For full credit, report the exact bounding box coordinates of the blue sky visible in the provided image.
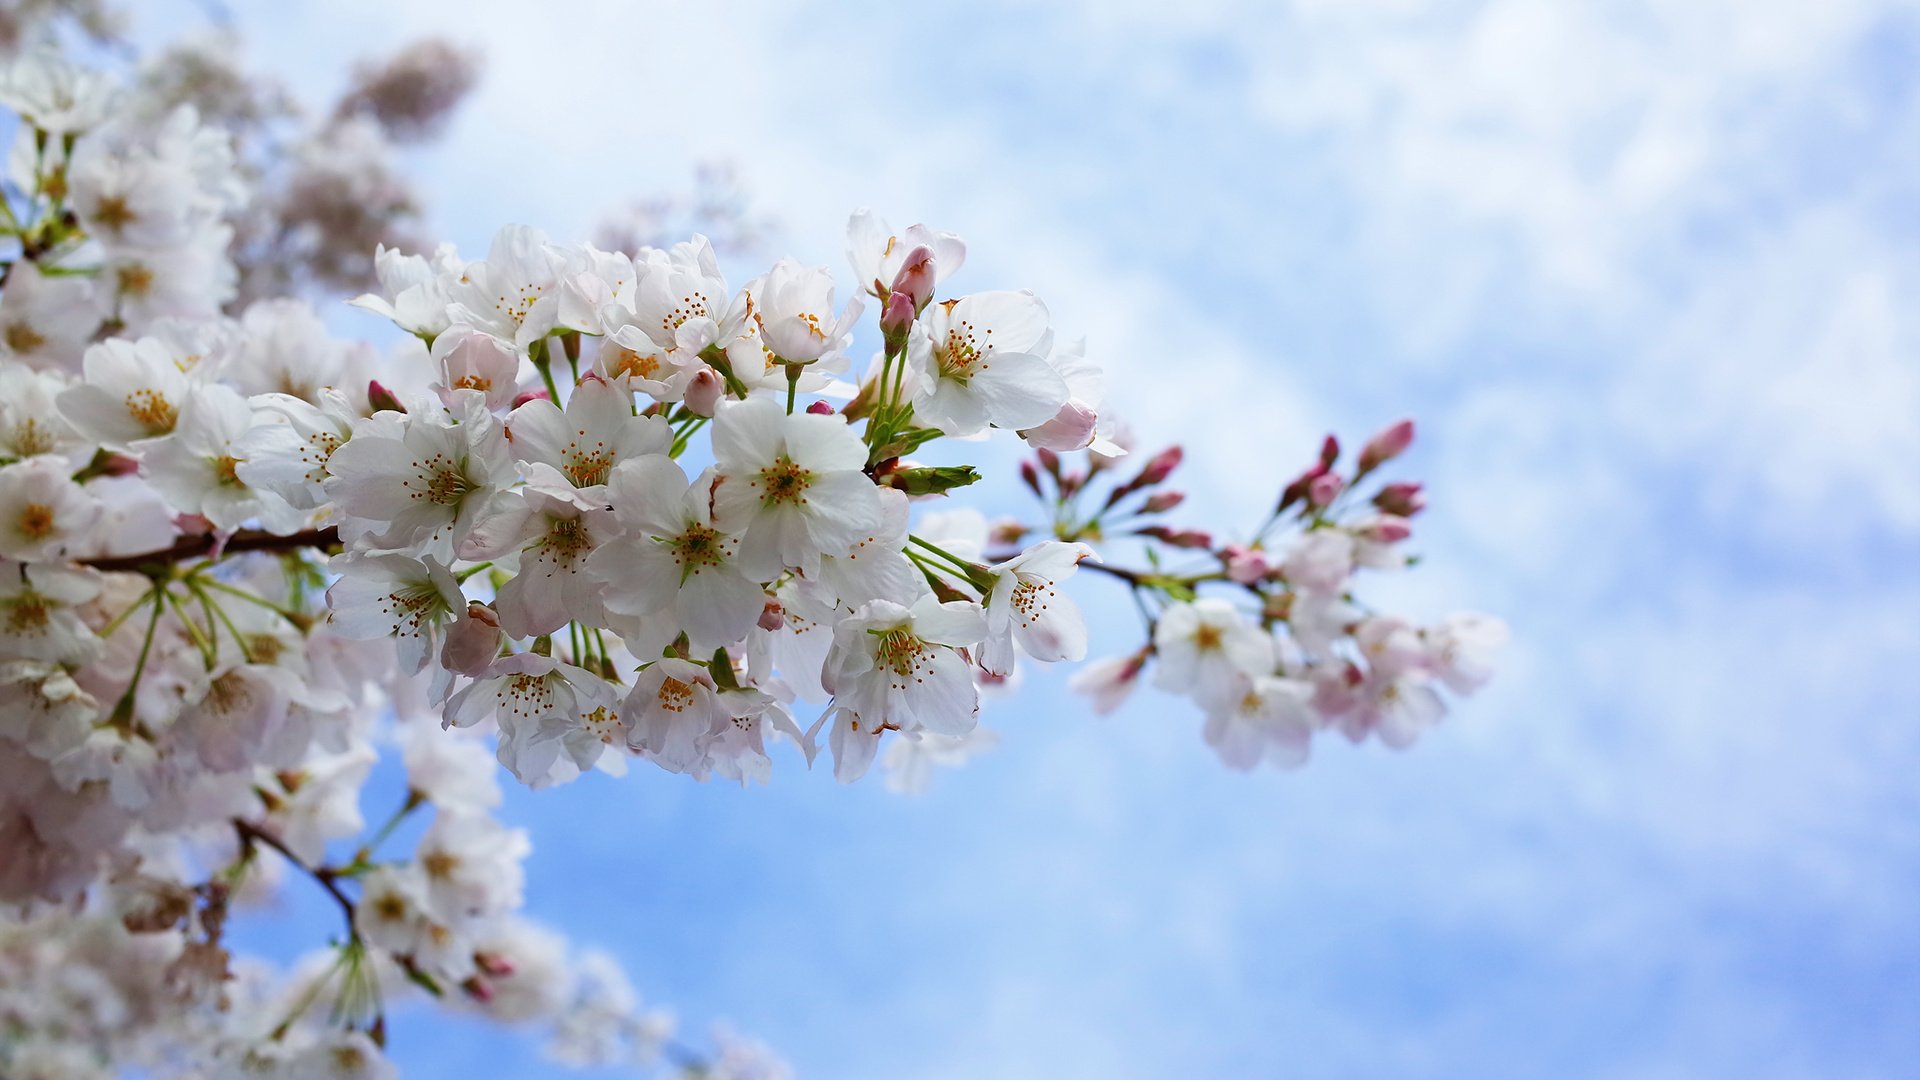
[141,2,1920,1076]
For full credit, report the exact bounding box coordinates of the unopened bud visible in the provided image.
[96,452,140,477]
[1141,490,1185,514]
[1373,481,1426,517]
[1307,471,1345,508]
[806,399,836,416]
[989,518,1030,547]
[460,976,495,1004]
[1356,514,1413,544]
[683,368,723,417]
[368,379,407,413]
[441,602,504,676]
[880,290,916,356]
[758,598,785,632]
[1357,419,1415,473]
[473,952,515,978]
[887,244,938,312]
[510,387,550,409]
[1318,434,1340,469]
[1020,460,1043,497]
[1136,524,1212,549]
[1133,445,1183,487]
[1035,447,1062,479]
[1222,544,1270,584]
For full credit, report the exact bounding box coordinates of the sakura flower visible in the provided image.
[324,392,518,561]
[324,553,465,675]
[287,1029,398,1080]
[232,389,357,511]
[349,242,460,340]
[461,486,614,639]
[1281,528,1355,595]
[589,457,761,653]
[881,727,1000,795]
[173,663,301,773]
[0,262,104,369]
[710,397,883,581]
[0,562,103,666]
[622,657,722,776]
[978,540,1094,676]
[1424,612,1510,694]
[447,224,566,350]
[1203,675,1315,770]
[1066,651,1147,716]
[0,456,101,561]
[430,323,522,411]
[1152,598,1274,710]
[506,374,668,507]
[142,384,306,532]
[443,653,606,734]
[909,291,1068,435]
[413,809,530,924]
[1343,669,1447,750]
[219,299,369,404]
[354,864,435,956]
[56,336,194,448]
[748,257,862,365]
[823,594,987,743]
[0,660,99,759]
[0,49,117,133]
[0,364,87,463]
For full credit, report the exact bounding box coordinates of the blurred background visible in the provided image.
[124,1,1920,1076]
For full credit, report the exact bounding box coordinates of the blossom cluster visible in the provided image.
[0,31,1500,1080]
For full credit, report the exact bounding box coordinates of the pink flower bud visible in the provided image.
[1223,544,1270,584]
[368,379,407,413]
[96,452,140,477]
[758,598,785,632]
[683,368,723,417]
[887,244,937,312]
[1318,434,1340,469]
[1356,514,1413,544]
[880,289,916,356]
[460,976,495,1004]
[1020,460,1043,496]
[441,602,503,676]
[510,387,550,409]
[1358,419,1415,472]
[1373,481,1426,517]
[1141,490,1185,514]
[1134,445,1183,487]
[1307,471,1345,508]
[1137,524,1213,549]
[474,952,515,978]
[806,399,835,416]
[1035,448,1062,478]
[989,518,1030,547]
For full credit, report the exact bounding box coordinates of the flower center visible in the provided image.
[92,194,135,233]
[561,432,615,488]
[667,523,728,580]
[754,456,813,508]
[3,321,45,354]
[656,675,695,713]
[9,418,55,457]
[1193,624,1224,651]
[410,453,473,506]
[214,455,243,486]
[874,628,933,685]
[16,503,55,539]
[606,346,660,380]
[4,593,50,635]
[939,318,996,382]
[117,263,154,296]
[125,387,177,433]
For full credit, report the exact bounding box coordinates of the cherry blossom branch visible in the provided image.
[79,526,342,574]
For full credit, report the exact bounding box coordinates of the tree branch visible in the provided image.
[80,526,341,574]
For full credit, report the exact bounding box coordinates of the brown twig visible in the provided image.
[81,526,341,574]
